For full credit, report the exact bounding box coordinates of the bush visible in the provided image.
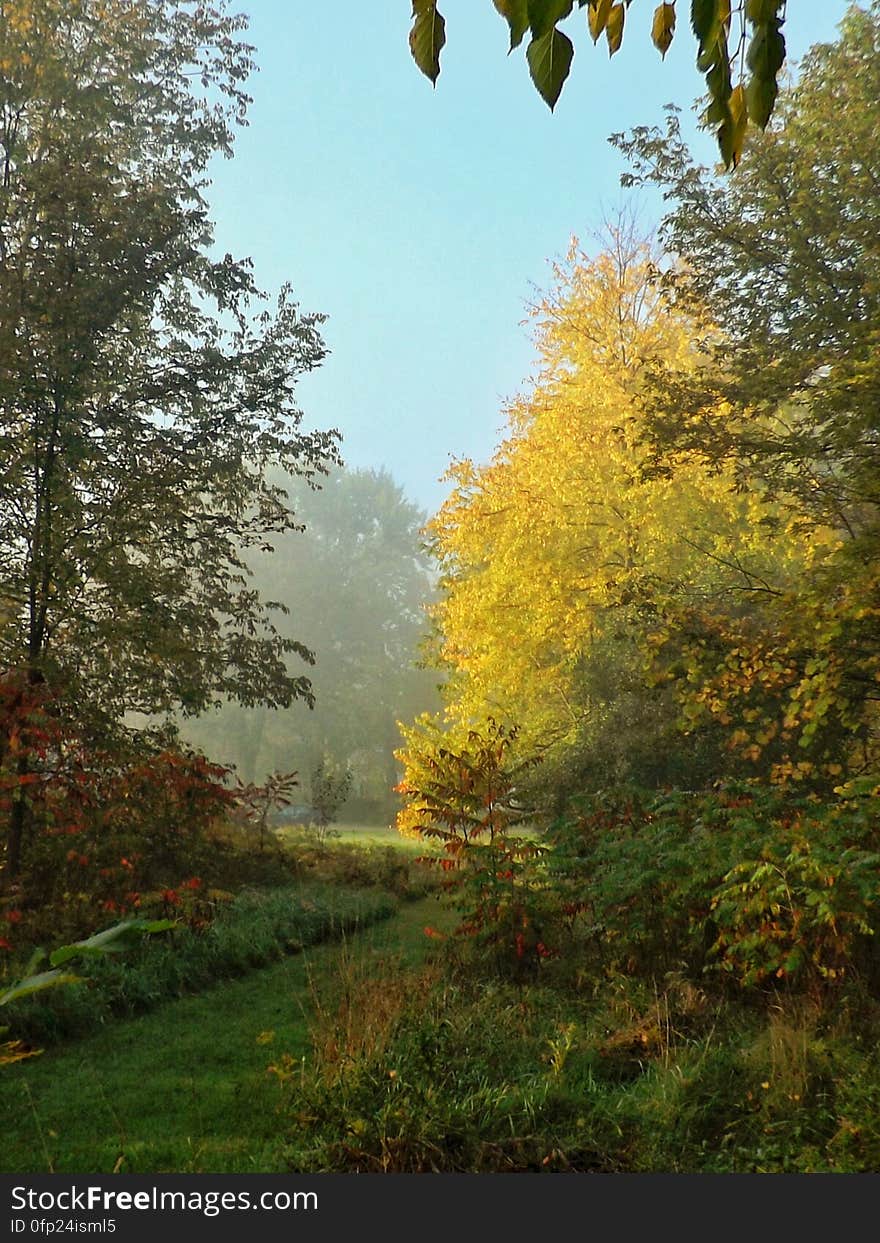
[545,783,880,995]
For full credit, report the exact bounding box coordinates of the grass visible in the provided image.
[275,821,429,852]
[2,883,398,1046]
[275,963,880,1173]
[0,894,454,1174]
[8,821,878,1174]
[334,823,423,850]
[6,875,880,1173]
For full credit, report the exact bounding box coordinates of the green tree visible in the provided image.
[181,468,439,816]
[309,757,353,839]
[610,4,880,779]
[614,3,880,541]
[0,1,338,878]
[409,0,788,165]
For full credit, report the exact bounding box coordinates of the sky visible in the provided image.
[208,1,854,517]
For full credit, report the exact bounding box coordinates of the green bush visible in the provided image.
[545,784,880,993]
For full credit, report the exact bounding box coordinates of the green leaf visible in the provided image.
[746,18,785,126]
[587,0,613,42]
[493,0,530,49]
[746,68,779,128]
[22,947,47,978]
[718,81,748,167]
[746,19,786,78]
[48,918,175,968]
[706,49,731,100]
[697,41,720,72]
[0,969,82,1008]
[528,0,574,39]
[605,3,625,56]
[48,944,114,967]
[690,0,720,50]
[526,26,574,109]
[651,3,676,57]
[409,0,446,85]
[745,0,782,21]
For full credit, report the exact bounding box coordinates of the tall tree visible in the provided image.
[0,1,338,877]
[610,4,880,778]
[614,3,880,541]
[414,229,821,802]
[181,468,439,812]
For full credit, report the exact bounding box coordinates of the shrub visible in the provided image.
[546,783,880,994]
[395,718,553,978]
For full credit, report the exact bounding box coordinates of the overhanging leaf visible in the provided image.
[606,3,625,55]
[651,3,676,57]
[745,71,778,128]
[587,0,613,42]
[409,0,446,85]
[526,26,574,109]
[746,19,785,77]
[492,0,530,49]
[721,81,748,167]
[745,21,785,128]
[745,0,782,21]
[528,0,574,39]
[690,0,719,51]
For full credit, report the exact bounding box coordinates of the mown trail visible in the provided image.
[0,895,450,1174]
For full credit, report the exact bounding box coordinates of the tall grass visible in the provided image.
[275,961,880,1173]
[4,884,397,1046]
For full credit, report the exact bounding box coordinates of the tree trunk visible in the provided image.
[4,754,30,884]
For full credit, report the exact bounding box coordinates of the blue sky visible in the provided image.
[209,1,853,516]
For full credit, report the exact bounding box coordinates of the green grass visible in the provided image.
[0,894,454,1174]
[276,821,430,852]
[277,966,880,1174]
[2,884,398,1046]
[334,823,422,850]
[6,880,880,1173]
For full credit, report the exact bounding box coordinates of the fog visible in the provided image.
[178,466,441,823]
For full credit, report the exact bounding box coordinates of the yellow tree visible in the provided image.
[413,229,828,805]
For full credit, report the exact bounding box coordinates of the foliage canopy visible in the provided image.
[0,0,337,722]
[0,0,338,876]
[406,227,823,804]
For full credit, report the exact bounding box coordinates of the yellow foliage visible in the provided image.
[422,232,819,771]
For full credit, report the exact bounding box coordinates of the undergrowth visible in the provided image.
[3,884,397,1046]
[275,958,880,1173]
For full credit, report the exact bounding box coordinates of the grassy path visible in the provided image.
[0,894,452,1174]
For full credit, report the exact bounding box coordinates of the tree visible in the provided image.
[180,467,439,814]
[409,0,788,165]
[0,1,338,878]
[609,4,880,778]
[409,227,821,804]
[309,757,353,840]
[614,4,880,543]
